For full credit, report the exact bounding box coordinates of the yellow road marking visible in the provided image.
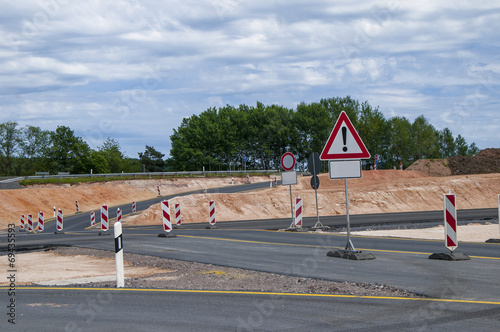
[2,286,499,305]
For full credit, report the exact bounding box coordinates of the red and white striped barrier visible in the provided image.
[204,188,207,194]
[20,214,25,230]
[209,200,216,226]
[38,212,44,232]
[27,214,33,232]
[246,173,250,183]
[444,194,457,251]
[101,205,108,231]
[56,209,63,231]
[157,185,161,196]
[90,211,95,226]
[295,197,303,228]
[132,201,136,213]
[400,162,403,170]
[274,177,277,187]
[162,200,172,232]
[175,203,181,226]
[75,200,79,212]
[117,208,122,223]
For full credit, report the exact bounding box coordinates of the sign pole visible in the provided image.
[344,178,355,251]
[289,185,295,228]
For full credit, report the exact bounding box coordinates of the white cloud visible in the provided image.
[0,0,499,156]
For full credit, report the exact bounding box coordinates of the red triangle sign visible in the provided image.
[320,111,370,160]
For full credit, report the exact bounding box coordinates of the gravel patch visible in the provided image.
[49,246,420,298]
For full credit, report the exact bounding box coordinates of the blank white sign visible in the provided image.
[281,171,298,185]
[329,160,362,179]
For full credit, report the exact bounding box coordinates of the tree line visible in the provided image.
[1,96,479,176]
[0,123,166,176]
[169,96,478,171]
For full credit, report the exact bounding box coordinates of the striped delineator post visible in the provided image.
[209,200,216,226]
[444,194,457,251]
[75,200,79,212]
[56,209,63,231]
[114,221,124,288]
[295,197,303,228]
[117,208,122,223]
[38,212,44,232]
[101,205,109,231]
[175,203,181,226]
[274,177,277,187]
[162,200,172,232]
[27,214,33,232]
[20,214,25,230]
[132,201,136,213]
[90,211,95,226]
[246,173,250,183]
[157,185,161,196]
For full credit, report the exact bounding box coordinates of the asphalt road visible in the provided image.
[1,180,500,331]
[10,288,500,331]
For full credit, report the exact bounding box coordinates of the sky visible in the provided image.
[1,0,499,158]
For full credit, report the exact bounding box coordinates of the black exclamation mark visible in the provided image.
[342,127,348,152]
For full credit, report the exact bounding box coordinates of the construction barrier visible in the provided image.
[132,201,136,213]
[38,212,44,232]
[56,209,63,231]
[162,200,172,232]
[27,214,33,232]
[204,188,207,194]
[209,200,216,226]
[20,214,25,230]
[175,203,181,226]
[75,200,79,212]
[295,197,303,228]
[90,211,95,226]
[274,177,277,187]
[117,208,122,223]
[444,193,457,251]
[246,173,250,183]
[101,205,108,231]
[157,185,161,196]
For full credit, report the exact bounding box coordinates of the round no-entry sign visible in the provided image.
[281,152,296,171]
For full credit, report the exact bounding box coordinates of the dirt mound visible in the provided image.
[448,148,500,175]
[406,159,451,177]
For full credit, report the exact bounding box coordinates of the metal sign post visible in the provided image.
[321,111,374,260]
[308,152,324,229]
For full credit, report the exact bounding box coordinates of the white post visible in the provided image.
[114,222,124,288]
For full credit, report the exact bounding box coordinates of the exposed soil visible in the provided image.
[448,148,500,175]
[127,171,500,225]
[408,148,500,176]
[406,159,451,177]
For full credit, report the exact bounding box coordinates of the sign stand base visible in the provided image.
[173,224,183,229]
[205,224,218,229]
[158,232,177,238]
[428,252,470,260]
[327,249,375,260]
[486,238,500,243]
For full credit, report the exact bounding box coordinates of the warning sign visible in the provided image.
[320,111,370,160]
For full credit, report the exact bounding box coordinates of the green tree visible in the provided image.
[388,116,412,166]
[47,126,92,174]
[18,125,51,174]
[0,121,20,175]
[98,137,125,173]
[411,115,440,160]
[438,128,456,157]
[139,145,165,172]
